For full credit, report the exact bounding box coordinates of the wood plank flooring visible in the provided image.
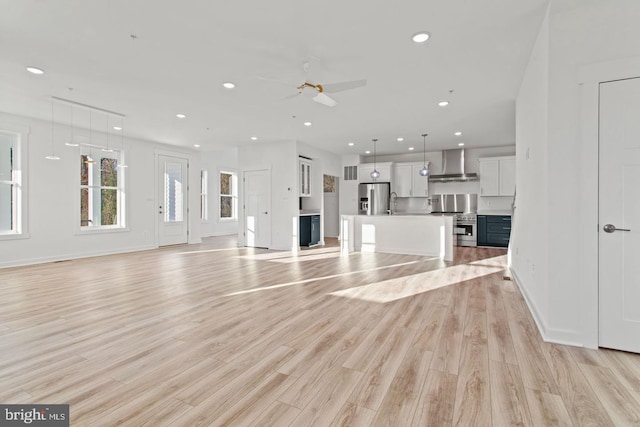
[1,236,640,426]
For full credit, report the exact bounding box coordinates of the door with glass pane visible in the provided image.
[158,155,189,246]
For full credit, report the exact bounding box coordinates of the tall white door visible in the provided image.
[323,175,339,238]
[599,77,640,353]
[158,155,189,246]
[244,169,271,248]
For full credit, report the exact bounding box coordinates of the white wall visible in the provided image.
[237,140,298,251]
[0,111,202,268]
[513,0,640,346]
[201,148,238,237]
[339,154,361,216]
[512,6,550,338]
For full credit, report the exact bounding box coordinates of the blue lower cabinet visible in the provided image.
[300,215,321,247]
[477,215,488,246]
[478,215,511,247]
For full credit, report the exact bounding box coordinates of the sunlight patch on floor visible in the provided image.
[329,255,507,303]
[236,247,344,263]
[222,260,425,297]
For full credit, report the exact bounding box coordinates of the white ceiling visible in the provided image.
[0,0,549,156]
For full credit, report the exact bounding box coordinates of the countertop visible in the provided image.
[477,210,512,216]
[299,210,321,216]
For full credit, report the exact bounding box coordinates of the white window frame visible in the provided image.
[78,147,127,233]
[219,169,237,222]
[0,125,29,241]
[201,169,208,222]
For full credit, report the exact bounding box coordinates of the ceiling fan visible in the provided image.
[261,60,367,107]
[293,79,367,107]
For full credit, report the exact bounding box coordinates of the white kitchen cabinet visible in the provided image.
[358,162,393,183]
[478,156,515,196]
[299,158,311,197]
[392,162,430,197]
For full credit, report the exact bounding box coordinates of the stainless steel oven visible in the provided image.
[454,213,477,247]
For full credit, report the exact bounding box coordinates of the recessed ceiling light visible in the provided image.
[223,82,235,89]
[194,144,201,148]
[113,126,122,131]
[303,122,312,127]
[176,113,186,119]
[458,142,465,146]
[65,142,79,147]
[26,66,44,75]
[408,147,415,151]
[454,131,463,136]
[397,137,404,142]
[365,150,371,154]
[251,136,258,141]
[45,155,60,160]
[438,101,449,107]
[412,32,431,43]
[348,142,355,146]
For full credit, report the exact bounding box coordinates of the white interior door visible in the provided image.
[599,77,640,353]
[323,175,339,238]
[158,155,189,246]
[244,169,270,248]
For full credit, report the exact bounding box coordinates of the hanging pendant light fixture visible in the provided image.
[103,115,113,152]
[65,104,79,147]
[118,117,128,168]
[85,111,96,164]
[419,133,429,176]
[370,138,380,179]
[46,99,61,160]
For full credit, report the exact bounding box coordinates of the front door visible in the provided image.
[158,154,189,246]
[599,77,640,353]
[244,169,271,248]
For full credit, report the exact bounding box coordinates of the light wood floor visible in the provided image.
[2,237,640,426]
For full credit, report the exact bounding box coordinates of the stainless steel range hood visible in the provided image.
[428,148,478,182]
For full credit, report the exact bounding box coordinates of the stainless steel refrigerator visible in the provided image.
[358,182,391,215]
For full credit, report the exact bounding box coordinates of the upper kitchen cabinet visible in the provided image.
[478,156,515,196]
[359,162,393,183]
[299,158,312,197]
[393,162,430,197]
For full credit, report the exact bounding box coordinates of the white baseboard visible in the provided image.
[0,244,157,269]
[510,268,585,348]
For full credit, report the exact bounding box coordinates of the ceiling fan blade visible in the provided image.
[313,93,337,107]
[277,92,301,102]
[319,79,367,93]
[257,75,296,87]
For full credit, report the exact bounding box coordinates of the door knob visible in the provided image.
[603,224,631,233]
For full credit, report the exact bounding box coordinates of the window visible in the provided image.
[80,149,125,229]
[0,130,24,237]
[200,170,208,221]
[219,171,237,220]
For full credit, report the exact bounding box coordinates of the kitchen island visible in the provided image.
[341,214,454,261]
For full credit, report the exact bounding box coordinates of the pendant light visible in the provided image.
[370,138,380,179]
[45,99,61,160]
[118,117,128,168]
[85,111,96,164]
[103,115,113,152]
[418,133,429,176]
[65,104,79,147]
